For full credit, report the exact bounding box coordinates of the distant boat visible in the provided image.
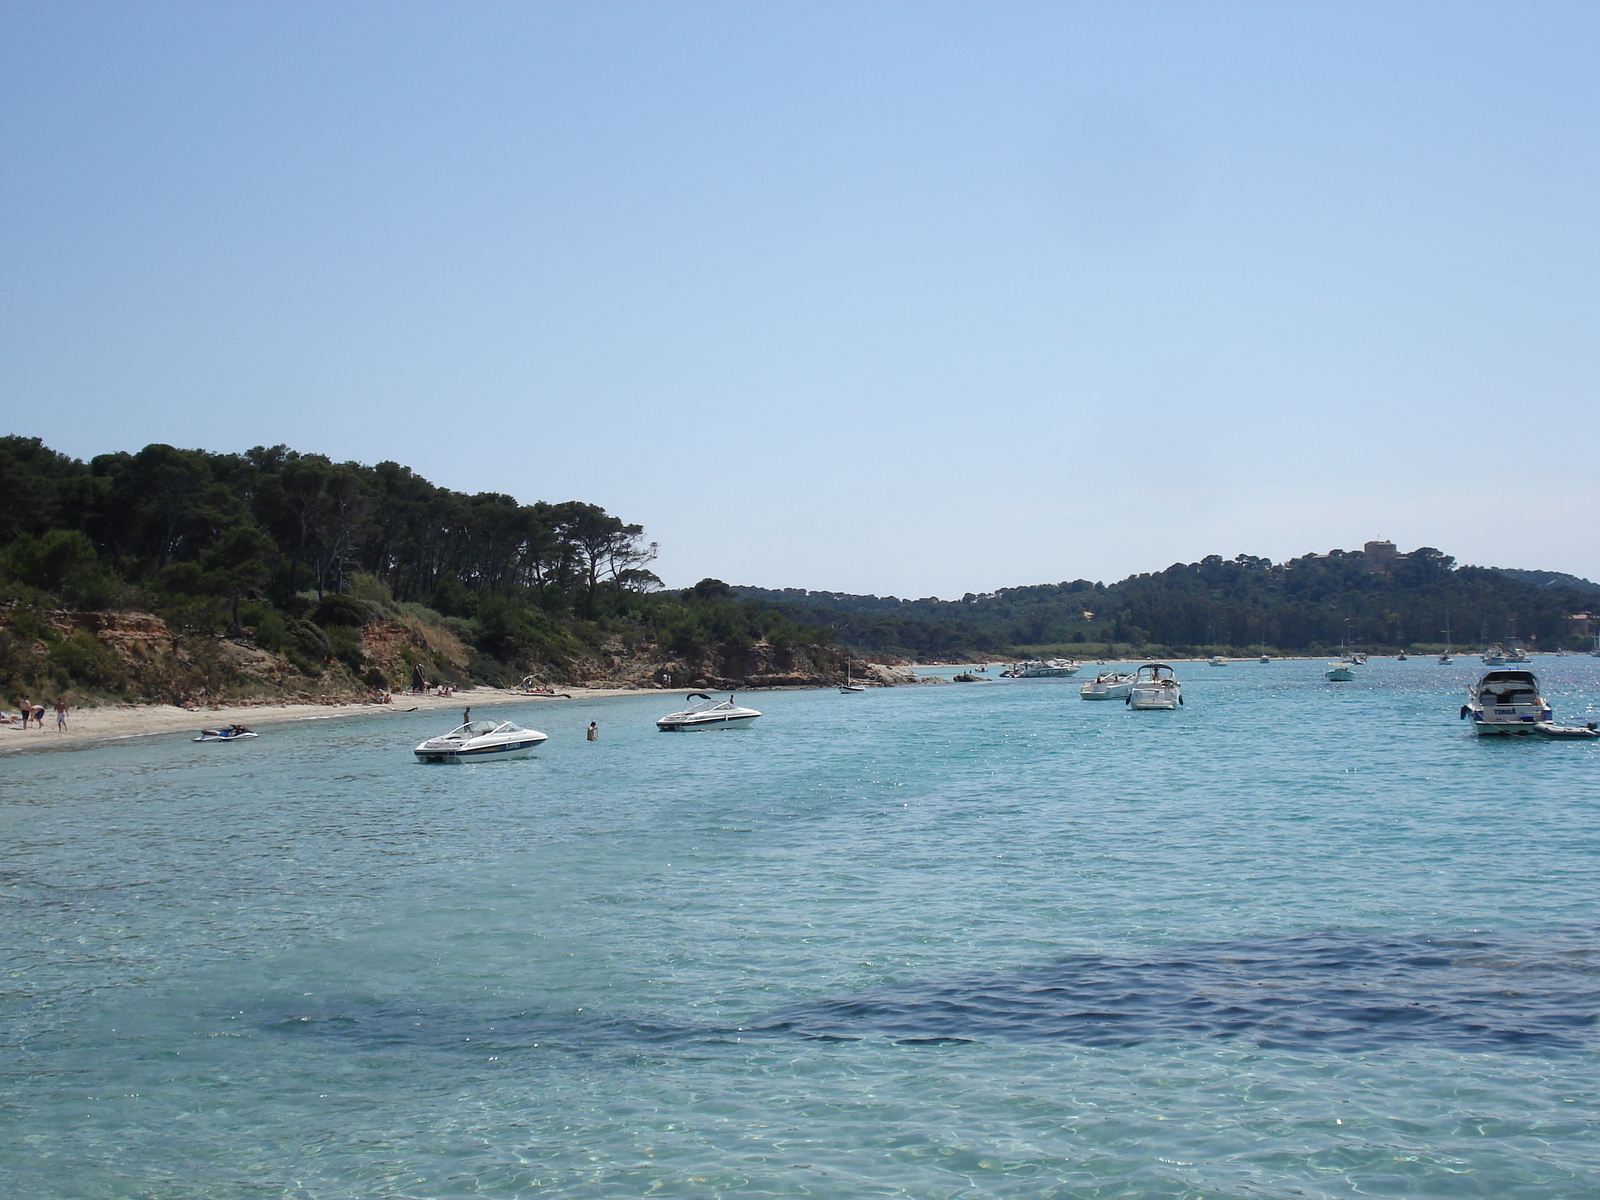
[1482,645,1507,666]
[1080,671,1136,700]
[1325,663,1355,681]
[1258,654,1270,664]
[840,660,867,693]
[1439,607,1454,664]
[1207,655,1228,667]
[1001,659,1080,678]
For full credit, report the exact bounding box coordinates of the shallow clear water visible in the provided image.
[4,658,1600,1199]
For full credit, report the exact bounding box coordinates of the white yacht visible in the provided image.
[1080,671,1136,700]
[414,719,547,763]
[656,694,762,731]
[1126,663,1182,710]
[1325,662,1355,681]
[1001,659,1081,678]
[1460,669,1552,735]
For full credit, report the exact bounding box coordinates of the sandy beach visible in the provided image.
[0,685,693,756]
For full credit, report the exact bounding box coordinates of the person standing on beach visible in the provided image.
[54,700,67,732]
[17,700,29,729]
[586,721,598,741]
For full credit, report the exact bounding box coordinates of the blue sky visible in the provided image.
[3,1,1596,595]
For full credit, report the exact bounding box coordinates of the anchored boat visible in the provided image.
[414,719,547,762]
[1459,670,1552,735]
[656,694,762,731]
[1126,663,1182,710]
[1000,659,1081,678]
[1080,671,1137,700]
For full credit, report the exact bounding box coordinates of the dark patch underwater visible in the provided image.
[255,927,1600,1057]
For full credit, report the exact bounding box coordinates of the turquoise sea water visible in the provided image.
[4,658,1599,1199]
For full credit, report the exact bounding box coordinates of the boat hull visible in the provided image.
[1466,710,1548,735]
[1127,685,1180,710]
[657,714,760,731]
[1080,682,1134,700]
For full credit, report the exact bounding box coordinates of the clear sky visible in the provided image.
[3,1,1596,596]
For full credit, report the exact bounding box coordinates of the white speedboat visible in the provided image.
[1126,663,1182,710]
[1001,659,1080,678]
[1080,671,1136,700]
[414,719,547,762]
[1460,670,1552,736]
[195,725,256,742]
[1207,655,1228,667]
[1259,654,1270,664]
[1505,646,1532,664]
[656,694,762,731]
[1481,646,1507,666]
[1325,663,1355,681]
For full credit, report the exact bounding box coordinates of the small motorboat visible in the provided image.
[414,719,547,762]
[1534,721,1599,740]
[1397,651,1408,661]
[1505,646,1532,664]
[656,694,762,731]
[194,725,256,742]
[1207,655,1228,667]
[1481,646,1507,666]
[1325,663,1355,681]
[1259,654,1270,664]
[1460,670,1552,735]
[1126,663,1182,710]
[1080,671,1136,700]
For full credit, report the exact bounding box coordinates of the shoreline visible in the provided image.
[0,685,705,757]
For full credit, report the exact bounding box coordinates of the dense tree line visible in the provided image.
[0,437,836,690]
[740,548,1595,657]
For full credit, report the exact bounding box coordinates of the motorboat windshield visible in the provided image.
[1134,663,1176,683]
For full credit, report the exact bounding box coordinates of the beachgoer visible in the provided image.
[586,721,598,742]
[55,700,67,731]
[31,704,45,730]
[18,700,30,729]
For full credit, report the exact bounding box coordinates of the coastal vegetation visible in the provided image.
[0,435,1592,702]
[0,437,837,703]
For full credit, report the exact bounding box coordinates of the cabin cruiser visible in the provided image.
[1126,663,1182,710]
[656,694,762,731]
[1080,671,1136,700]
[1325,663,1355,681]
[1505,646,1532,664]
[1481,646,1507,666]
[1000,659,1080,678]
[195,725,256,742]
[1460,670,1552,735]
[414,719,547,762]
[1207,655,1228,667]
